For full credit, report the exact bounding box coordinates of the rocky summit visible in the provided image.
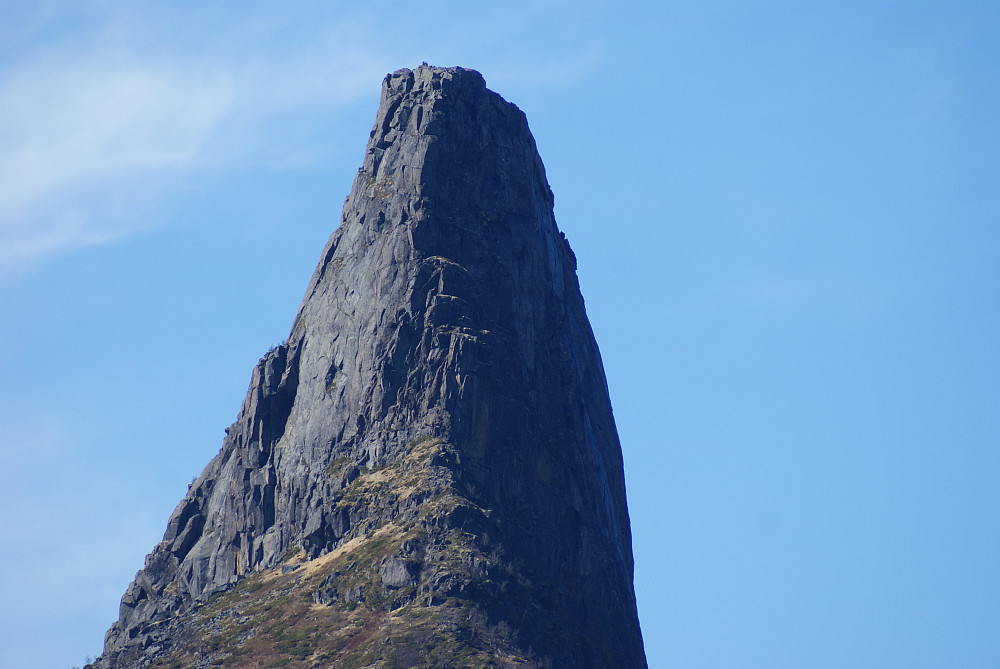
[91,64,647,669]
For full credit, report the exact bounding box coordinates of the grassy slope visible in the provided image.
[136,438,543,669]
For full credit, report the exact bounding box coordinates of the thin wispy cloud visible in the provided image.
[0,62,233,208]
[0,7,389,274]
[0,2,605,276]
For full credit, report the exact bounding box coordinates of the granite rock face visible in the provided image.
[93,65,647,669]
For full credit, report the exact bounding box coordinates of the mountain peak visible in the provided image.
[91,65,646,669]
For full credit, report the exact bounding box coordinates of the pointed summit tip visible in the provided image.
[91,65,646,669]
[375,63,492,125]
[387,62,487,89]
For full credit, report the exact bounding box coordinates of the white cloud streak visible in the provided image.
[0,7,388,274]
[0,61,237,270]
[0,2,604,275]
[0,63,233,214]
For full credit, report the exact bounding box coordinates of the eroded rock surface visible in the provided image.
[92,64,647,669]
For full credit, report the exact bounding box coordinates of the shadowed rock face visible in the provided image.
[93,65,647,669]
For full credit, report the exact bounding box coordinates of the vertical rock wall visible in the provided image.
[96,65,646,669]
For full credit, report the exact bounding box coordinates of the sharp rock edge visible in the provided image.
[91,64,647,669]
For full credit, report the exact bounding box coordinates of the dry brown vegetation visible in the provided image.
[138,438,536,669]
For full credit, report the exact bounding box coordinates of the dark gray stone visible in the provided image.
[379,557,419,588]
[94,64,646,669]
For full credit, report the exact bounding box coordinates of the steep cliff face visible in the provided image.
[94,65,647,669]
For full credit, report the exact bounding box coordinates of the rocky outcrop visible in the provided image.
[92,64,646,669]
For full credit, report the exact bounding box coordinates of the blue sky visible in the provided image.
[1,2,998,667]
